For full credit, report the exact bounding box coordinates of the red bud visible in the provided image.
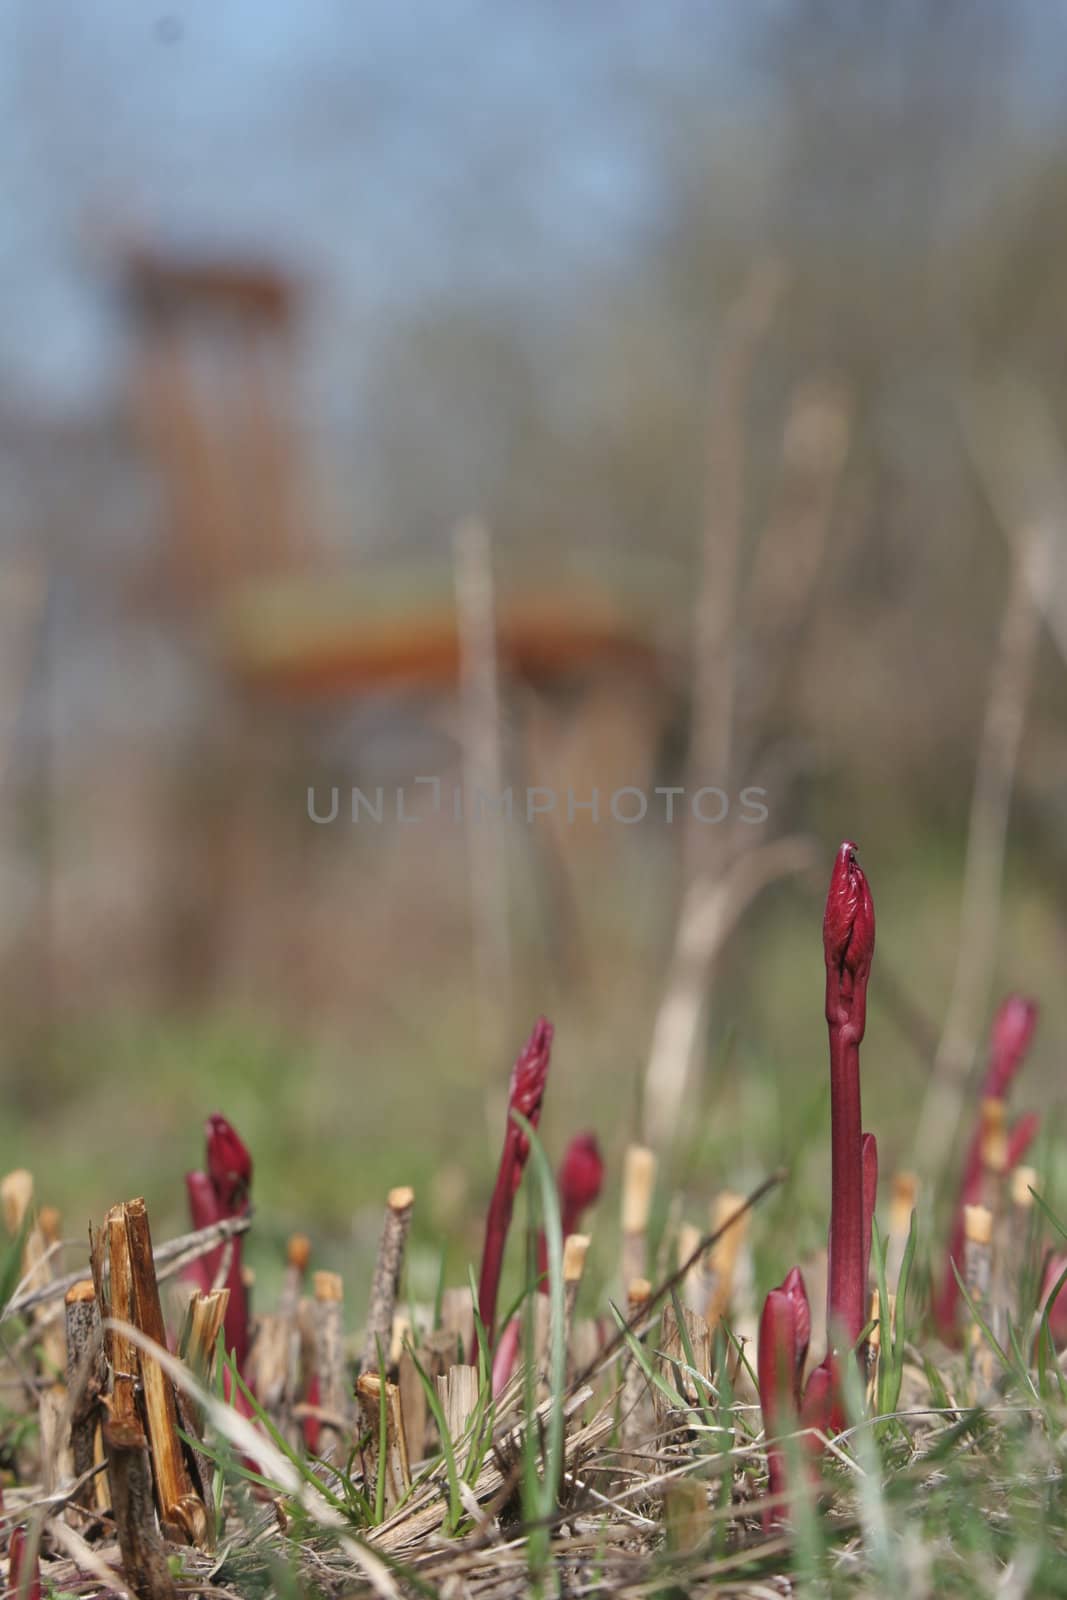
[206,1114,253,1212]
[823,841,876,1038]
[559,1132,604,1233]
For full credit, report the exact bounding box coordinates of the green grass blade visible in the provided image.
[511,1110,566,1520]
[406,1345,463,1537]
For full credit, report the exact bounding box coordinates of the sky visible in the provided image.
[0,2,734,413]
[0,1,1063,416]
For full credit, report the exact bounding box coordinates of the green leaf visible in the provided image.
[608,1301,685,1412]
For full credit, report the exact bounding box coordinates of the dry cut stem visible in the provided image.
[361,1187,414,1375]
[104,1418,179,1600]
[311,1271,348,1464]
[620,1147,656,1295]
[356,1372,412,1515]
[64,1281,105,1514]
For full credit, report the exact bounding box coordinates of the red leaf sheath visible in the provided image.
[475,1017,554,1349]
[758,1267,811,1520]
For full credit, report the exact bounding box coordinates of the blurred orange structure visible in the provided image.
[121,243,661,704]
[123,243,309,607]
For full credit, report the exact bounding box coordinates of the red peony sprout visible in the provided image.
[475,1017,553,1351]
[935,996,1039,1337]
[205,1113,253,1211]
[823,841,877,1353]
[185,1113,254,1372]
[984,995,1039,1101]
[758,842,879,1512]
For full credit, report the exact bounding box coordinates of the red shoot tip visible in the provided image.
[504,1017,554,1198]
[778,1266,812,1373]
[206,1114,253,1212]
[823,841,876,1035]
[508,1017,554,1118]
[984,995,1039,1100]
[758,1267,811,1421]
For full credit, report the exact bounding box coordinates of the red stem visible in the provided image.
[184,1171,220,1292]
[827,1033,865,1348]
[8,1527,42,1600]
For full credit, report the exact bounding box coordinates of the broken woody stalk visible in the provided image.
[475,1017,553,1350]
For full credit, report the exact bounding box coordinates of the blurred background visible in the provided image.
[1,1,1066,1310]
